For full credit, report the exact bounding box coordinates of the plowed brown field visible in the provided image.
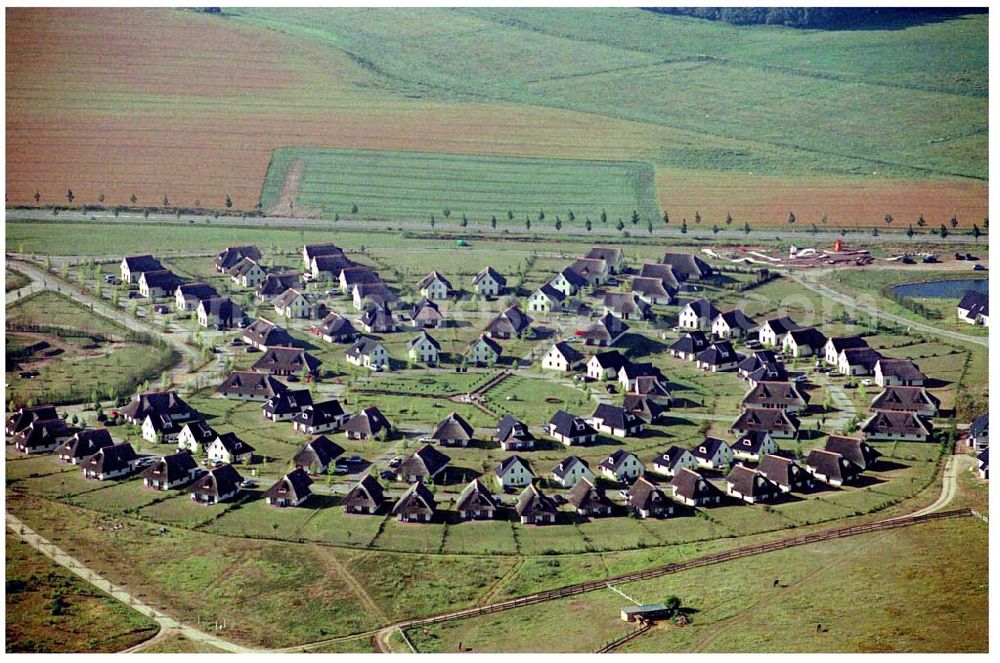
[5,8,987,227]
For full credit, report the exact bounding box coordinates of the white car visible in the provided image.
[861,378,873,386]
[792,374,809,383]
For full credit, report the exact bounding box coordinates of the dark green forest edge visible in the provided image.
[646,7,987,30]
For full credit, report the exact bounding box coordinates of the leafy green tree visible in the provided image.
[525,217,531,231]
[871,227,879,236]
[555,218,562,231]
[712,224,720,235]
[883,213,893,226]
[461,215,468,228]
[33,191,41,204]
[725,211,733,225]
[600,209,607,224]
[916,213,926,228]
[972,224,982,242]
[350,203,358,214]
[662,210,669,225]
[585,218,592,232]
[631,210,640,225]
[430,215,435,228]
[538,209,545,221]
[129,192,138,205]
[97,193,105,204]
[950,215,958,229]
[162,194,169,207]
[743,221,751,235]
[491,215,497,229]
[680,220,688,234]
[507,210,514,221]
[787,211,796,224]
[647,221,654,234]
[567,210,575,222]
[616,219,625,231]
[694,211,701,224]
[66,189,74,204]
[906,224,915,240]
[940,223,949,238]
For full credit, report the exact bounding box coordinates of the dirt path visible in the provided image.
[5,512,255,654]
[268,157,305,217]
[908,454,972,518]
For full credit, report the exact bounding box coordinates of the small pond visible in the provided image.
[890,278,988,299]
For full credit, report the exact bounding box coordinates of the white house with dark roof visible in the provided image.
[120,255,163,284]
[598,449,643,482]
[527,283,565,313]
[417,271,452,300]
[875,358,926,387]
[551,455,594,487]
[175,282,219,311]
[465,334,501,366]
[273,288,311,319]
[651,446,699,477]
[679,298,719,331]
[472,266,507,297]
[547,410,597,446]
[407,330,440,365]
[229,257,266,288]
[957,290,989,326]
[711,309,757,339]
[494,455,534,490]
[345,337,388,370]
[587,351,630,381]
[782,327,827,358]
[542,341,584,372]
[549,268,588,297]
[731,431,777,462]
[584,247,625,274]
[588,403,643,438]
[824,335,869,365]
[690,437,734,470]
[138,269,178,298]
[758,316,801,347]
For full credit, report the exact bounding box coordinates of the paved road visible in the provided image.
[6,207,987,245]
[789,271,988,348]
[5,513,254,653]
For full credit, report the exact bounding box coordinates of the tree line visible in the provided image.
[645,7,982,29]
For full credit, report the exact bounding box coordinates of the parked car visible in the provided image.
[379,470,396,480]
[388,457,402,468]
[230,338,243,346]
[240,479,256,488]
[605,384,617,394]
[343,455,364,464]
[333,463,348,474]
[861,378,873,386]
[154,305,169,314]
[792,374,809,383]
[973,263,987,271]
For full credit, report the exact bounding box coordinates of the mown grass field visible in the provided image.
[6,267,30,292]
[5,533,158,653]
[260,147,659,224]
[6,8,987,227]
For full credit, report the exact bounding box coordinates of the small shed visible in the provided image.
[620,603,672,623]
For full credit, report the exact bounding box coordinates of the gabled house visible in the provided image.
[623,394,670,424]
[603,292,651,321]
[875,358,926,387]
[12,418,71,454]
[273,288,311,319]
[431,412,475,447]
[803,449,859,487]
[229,257,266,289]
[417,271,452,301]
[618,362,662,392]
[293,434,345,474]
[732,408,800,440]
[977,447,989,480]
[495,455,535,490]
[547,411,597,446]
[861,411,933,442]
[824,335,869,365]
[303,243,344,270]
[120,254,163,284]
[968,413,988,451]
[486,305,533,339]
[256,273,300,301]
[584,247,625,274]
[265,468,313,507]
[551,456,594,488]
[206,432,255,464]
[465,334,502,367]
[496,415,534,451]
[360,304,395,334]
[243,317,295,351]
[631,276,676,305]
[738,351,787,384]
[690,437,734,470]
[343,474,384,514]
[6,404,59,437]
[292,400,349,435]
[696,341,741,372]
[742,381,809,413]
[352,283,398,311]
[176,421,216,453]
[515,484,557,525]
[678,298,719,331]
[411,298,444,329]
[338,266,380,293]
[542,341,583,372]
[568,477,613,517]
[838,347,883,376]
[758,316,801,348]
[659,252,712,281]
[730,431,778,463]
[216,371,287,401]
[568,258,609,286]
[589,404,643,438]
[597,449,643,482]
[138,269,179,298]
[262,388,313,422]
[580,312,629,347]
[175,282,219,311]
[120,390,196,425]
[631,374,672,400]
[407,331,441,366]
[711,309,757,339]
[141,412,183,444]
[639,263,681,290]
[55,429,115,464]
[725,465,781,504]
[669,331,710,361]
[216,245,261,273]
[189,464,243,504]
[472,266,507,297]
[758,454,812,493]
[671,468,723,507]
[957,290,989,326]
[527,283,566,314]
[319,313,359,344]
[628,476,673,518]
[397,444,450,483]
[455,479,499,520]
[313,253,356,283]
[549,267,588,297]
[252,346,321,377]
[825,435,882,470]
[82,442,139,480]
[587,351,630,381]
[782,327,828,358]
[345,406,392,441]
[869,386,940,417]
[197,296,246,330]
[345,337,389,371]
[139,451,199,490]
[651,446,699,477]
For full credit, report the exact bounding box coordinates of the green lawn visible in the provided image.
[6,267,30,292]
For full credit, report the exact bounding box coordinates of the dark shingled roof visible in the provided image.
[266,468,313,503]
[320,313,358,339]
[690,437,730,461]
[738,350,785,379]
[304,243,344,261]
[603,292,651,318]
[416,271,452,291]
[228,258,262,279]
[762,316,801,336]
[473,266,507,287]
[958,290,989,317]
[82,442,137,475]
[732,430,773,456]
[398,444,450,479]
[568,477,612,511]
[176,282,219,302]
[660,252,712,280]
[467,333,503,357]
[217,371,287,399]
[827,335,869,354]
[346,336,385,360]
[343,474,385,511]
[455,478,498,515]
[55,429,114,460]
[180,421,216,445]
[825,435,882,469]
[715,309,757,332]
[671,468,721,501]
[591,404,641,432]
[251,346,321,375]
[139,451,198,484]
[122,254,163,273]
[345,406,392,438]
[581,313,630,343]
[213,432,255,456]
[189,464,243,498]
[411,298,443,324]
[293,434,345,469]
[408,330,441,352]
[6,405,59,436]
[861,411,932,438]
[876,358,926,382]
[970,413,988,438]
[682,297,720,320]
[536,283,566,303]
[262,389,313,417]
[785,327,828,349]
[670,331,710,355]
[631,276,676,300]
[654,446,693,471]
[391,481,437,517]
[243,318,295,348]
[120,390,195,422]
[292,400,346,429]
[256,273,300,298]
[590,350,630,372]
[696,341,741,366]
[340,266,381,287]
[840,347,882,371]
[639,262,681,289]
[598,449,640,473]
[551,455,590,481]
[549,340,584,364]
[496,455,533,479]
[548,410,597,438]
[216,246,261,271]
[497,415,533,444]
[272,288,308,310]
[313,253,356,276]
[585,247,623,265]
[515,484,557,519]
[757,453,807,491]
[732,408,800,435]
